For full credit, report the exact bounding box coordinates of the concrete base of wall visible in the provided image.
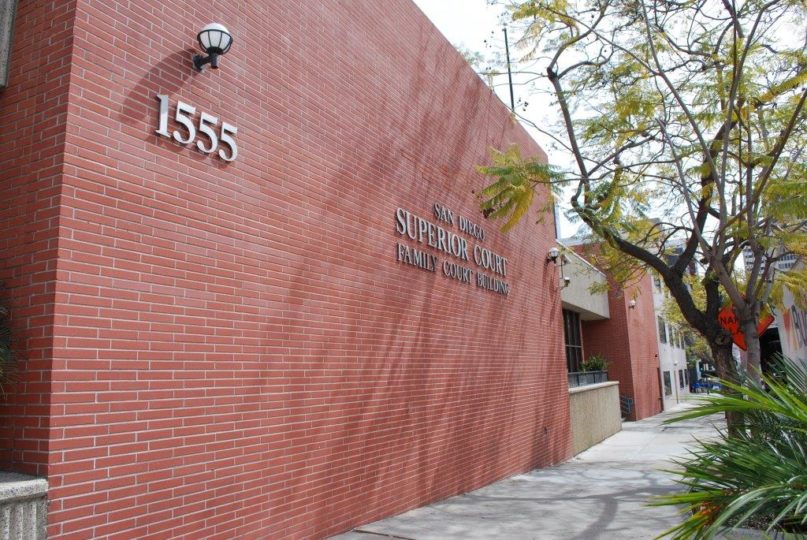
[0,472,47,539]
[569,381,622,455]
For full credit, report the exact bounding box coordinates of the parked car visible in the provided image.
[693,378,722,393]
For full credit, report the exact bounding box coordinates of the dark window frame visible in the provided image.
[658,316,667,344]
[663,371,673,396]
[563,309,583,373]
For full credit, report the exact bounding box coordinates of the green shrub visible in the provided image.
[581,354,609,372]
[653,356,807,539]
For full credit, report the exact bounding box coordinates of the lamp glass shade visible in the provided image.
[219,32,232,51]
[197,23,232,55]
[199,31,212,50]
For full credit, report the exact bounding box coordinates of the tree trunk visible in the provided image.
[741,317,762,384]
[711,341,738,383]
[710,341,743,434]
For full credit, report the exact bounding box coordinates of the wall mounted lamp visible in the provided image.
[629,299,637,309]
[547,247,571,288]
[193,23,233,71]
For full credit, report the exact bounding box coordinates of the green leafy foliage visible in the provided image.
[581,354,609,372]
[477,0,807,385]
[653,357,807,538]
[476,145,565,232]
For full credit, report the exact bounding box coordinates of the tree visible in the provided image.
[477,0,807,385]
[661,285,714,370]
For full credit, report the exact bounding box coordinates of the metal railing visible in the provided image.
[567,370,608,388]
[620,394,634,418]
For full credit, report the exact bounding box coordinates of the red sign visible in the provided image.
[718,303,775,351]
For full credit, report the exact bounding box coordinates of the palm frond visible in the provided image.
[653,356,807,539]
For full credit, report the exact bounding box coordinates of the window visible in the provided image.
[663,371,673,396]
[657,316,667,344]
[653,273,662,291]
[679,369,686,389]
[778,253,797,272]
[563,309,583,373]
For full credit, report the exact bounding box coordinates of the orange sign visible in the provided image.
[718,303,775,351]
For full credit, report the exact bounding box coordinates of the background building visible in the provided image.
[557,249,622,455]
[780,261,807,365]
[559,244,663,421]
[651,274,691,409]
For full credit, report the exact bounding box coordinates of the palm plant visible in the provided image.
[654,356,807,539]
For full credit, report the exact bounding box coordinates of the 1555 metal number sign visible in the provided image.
[155,94,237,161]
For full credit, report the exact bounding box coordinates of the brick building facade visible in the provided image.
[0,1,572,538]
[581,274,663,420]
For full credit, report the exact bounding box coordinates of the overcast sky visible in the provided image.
[411,0,504,53]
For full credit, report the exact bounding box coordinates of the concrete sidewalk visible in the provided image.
[331,402,722,540]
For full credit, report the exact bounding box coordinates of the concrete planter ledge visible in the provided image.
[568,381,622,454]
[568,380,619,395]
[0,472,48,539]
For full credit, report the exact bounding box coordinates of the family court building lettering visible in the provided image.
[395,204,511,296]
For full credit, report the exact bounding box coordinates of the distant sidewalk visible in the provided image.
[331,402,722,540]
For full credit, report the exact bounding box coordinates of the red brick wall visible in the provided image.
[582,307,633,415]
[625,276,664,419]
[0,0,78,476]
[583,275,662,420]
[2,1,571,538]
